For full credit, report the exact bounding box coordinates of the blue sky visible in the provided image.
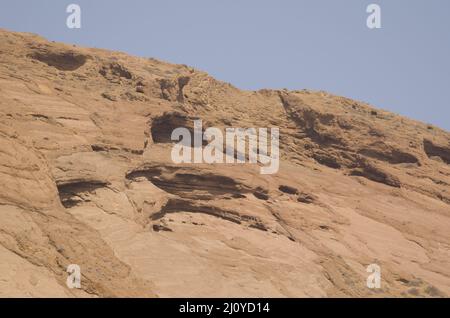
[1,0,449,130]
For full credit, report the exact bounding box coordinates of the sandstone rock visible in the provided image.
[0,29,449,297]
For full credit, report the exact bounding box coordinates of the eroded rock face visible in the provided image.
[0,29,450,297]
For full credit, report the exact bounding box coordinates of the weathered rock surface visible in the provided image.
[0,29,449,297]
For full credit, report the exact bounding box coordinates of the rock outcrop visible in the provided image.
[0,29,449,297]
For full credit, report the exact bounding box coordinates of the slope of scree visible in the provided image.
[0,29,449,297]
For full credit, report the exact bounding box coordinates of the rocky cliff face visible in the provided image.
[0,29,449,297]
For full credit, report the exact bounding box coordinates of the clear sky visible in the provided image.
[1,0,449,130]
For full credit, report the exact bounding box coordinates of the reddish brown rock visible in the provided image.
[0,29,449,297]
